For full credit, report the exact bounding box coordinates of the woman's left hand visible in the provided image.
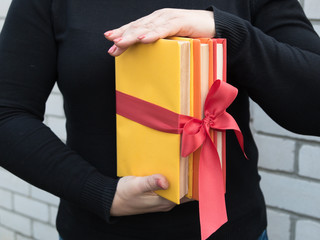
[104,8,215,56]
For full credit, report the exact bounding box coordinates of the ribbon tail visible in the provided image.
[213,112,247,159]
[199,137,228,240]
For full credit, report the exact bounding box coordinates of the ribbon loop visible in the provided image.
[204,79,238,119]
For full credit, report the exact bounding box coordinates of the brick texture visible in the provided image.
[45,116,67,141]
[33,222,59,240]
[260,171,320,218]
[296,220,320,240]
[299,144,320,180]
[0,188,13,210]
[0,19,4,32]
[30,186,59,206]
[255,134,295,172]
[0,208,32,236]
[13,195,49,222]
[16,235,33,240]
[304,0,320,19]
[0,226,15,240]
[266,209,291,240]
[45,93,65,117]
[0,0,12,18]
[0,170,29,195]
[314,24,320,36]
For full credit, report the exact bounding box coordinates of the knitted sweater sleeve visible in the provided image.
[0,0,118,221]
[213,0,320,136]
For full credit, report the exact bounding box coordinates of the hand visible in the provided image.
[110,174,176,216]
[105,8,215,56]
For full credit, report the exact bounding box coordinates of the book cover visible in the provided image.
[116,39,191,204]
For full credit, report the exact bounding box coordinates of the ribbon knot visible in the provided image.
[203,114,213,129]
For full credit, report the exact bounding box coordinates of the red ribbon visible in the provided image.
[116,80,246,240]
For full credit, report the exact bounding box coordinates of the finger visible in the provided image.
[104,13,153,42]
[104,29,122,41]
[137,29,170,44]
[180,196,195,204]
[112,46,128,57]
[138,174,169,193]
[110,27,173,57]
[153,198,176,212]
[112,14,172,49]
[104,22,131,41]
[107,44,128,57]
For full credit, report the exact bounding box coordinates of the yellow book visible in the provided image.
[116,39,191,204]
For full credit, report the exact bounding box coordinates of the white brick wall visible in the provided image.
[13,195,49,222]
[0,188,12,210]
[45,94,65,117]
[304,0,320,19]
[0,226,15,240]
[33,222,58,240]
[1,0,320,240]
[314,24,320,36]
[0,0,11,18]
[255,134,295,172]
[45,116,67,141]
[296,220,320,240]
[0,208,32,236]
[266,209,291,240]
[0,169,29,195]
[30,186,59,206]
[299,145,320,180]
[0,19,4,32]
[260,171,320,218]
[16,235,33,240]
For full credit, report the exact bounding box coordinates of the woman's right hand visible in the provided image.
[105,8,215,57]
[110,174,176,216]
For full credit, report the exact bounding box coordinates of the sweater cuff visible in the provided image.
[208,6,249,63]
[80,171,119,222]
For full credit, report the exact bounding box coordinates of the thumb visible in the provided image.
[139,174,169,193]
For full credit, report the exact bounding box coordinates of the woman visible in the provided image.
[0,0,319,239]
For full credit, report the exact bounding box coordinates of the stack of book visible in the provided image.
[115,37,227,204]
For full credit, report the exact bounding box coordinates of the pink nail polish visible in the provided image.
[104,31,113,37]
[156,179,164,189]
[138,35,146,40]
[113,37,122,43]
[108,45,117,54]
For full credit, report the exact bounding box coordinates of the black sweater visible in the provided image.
[1,0,320,239]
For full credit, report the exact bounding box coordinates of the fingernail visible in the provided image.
[156,178,168,190]
[156,179,164,189]
[113,37,122,43]
[108,45,117,54]
[137,35,146,40]
[104,30,113,37]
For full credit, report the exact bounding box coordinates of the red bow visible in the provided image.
[178,80,246,239]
